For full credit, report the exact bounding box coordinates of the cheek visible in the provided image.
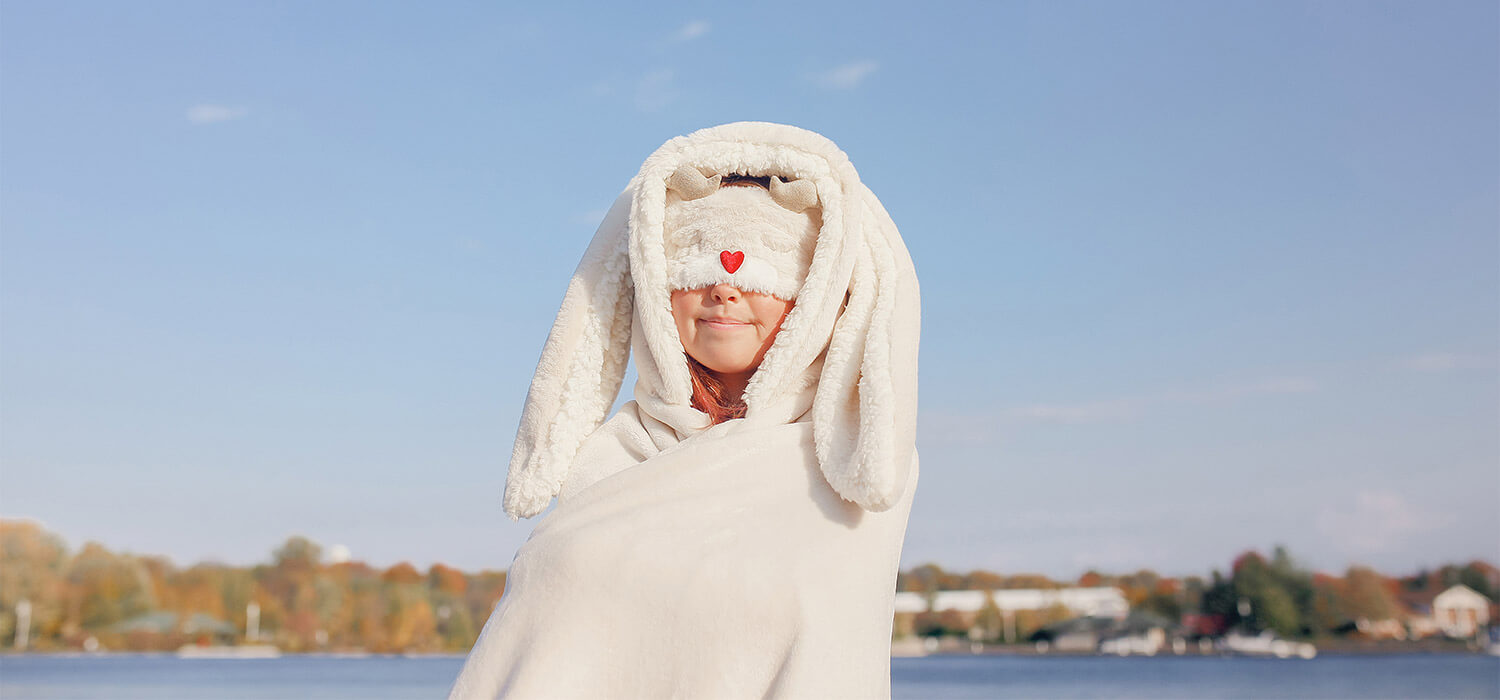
[753,299,793,333]
[670,294,694,328]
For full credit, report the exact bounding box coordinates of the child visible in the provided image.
[450,121,921,699]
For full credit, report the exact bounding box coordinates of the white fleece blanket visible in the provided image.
[448,396,918,699]
[450,121,922,699]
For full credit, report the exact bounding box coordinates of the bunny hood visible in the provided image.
[501,120,920,520]
[453,121,922,699]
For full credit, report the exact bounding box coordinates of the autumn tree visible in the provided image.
[381,563,437,652]
[65,543,157,630]
[1003,573,1057,590]
[464,571,507,636]
[257,536,327,650]
[1136,579,1184,620]
[1308,572,1349,633]
[965,570,1006,591]
[901,564,964,592]
[0,520,70,647]
[1343,566,1398,623]
[429,564,476,650]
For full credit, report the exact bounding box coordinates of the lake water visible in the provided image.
[0,653,1495,699]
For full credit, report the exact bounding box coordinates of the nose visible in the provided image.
[709,283,741,303]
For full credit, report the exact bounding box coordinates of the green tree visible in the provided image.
[1457,563,1498,601]
[1231,549,1304,638]
[1200,569,1241,634]
[1269,545,1315,635]
[1138,589,1183,620]
[272,537,322,571]
[972,592,1003,642]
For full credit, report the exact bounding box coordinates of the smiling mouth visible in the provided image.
[699,318,750,329]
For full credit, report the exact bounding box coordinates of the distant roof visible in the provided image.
[1397,583,1489,613]
[1399,587,1440,613]
[182,612,238,636]
[1041,609,1182,638]
[107,611,179,634]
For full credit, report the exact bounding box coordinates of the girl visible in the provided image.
[449,121,921,699]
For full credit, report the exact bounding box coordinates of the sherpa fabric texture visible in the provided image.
[448,404,920,699]
[499,119,921,521]
[448,121,922,699]
[663,178,822,300]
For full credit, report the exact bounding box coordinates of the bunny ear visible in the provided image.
[811,185,920,512]
[503,186,636,520]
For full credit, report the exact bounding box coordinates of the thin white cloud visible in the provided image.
[918,373,1321,444]
[809,60,879,90]
[1315,489,1455,554]
[1397,351,1492,373]
[186,104,248,125]
[634,69,676,112]
[674,20,710,42]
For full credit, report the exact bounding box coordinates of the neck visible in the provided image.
[719,371,753,402]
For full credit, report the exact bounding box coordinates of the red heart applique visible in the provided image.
[720,250,744,273]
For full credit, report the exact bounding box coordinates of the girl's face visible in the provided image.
[670,284,793,378]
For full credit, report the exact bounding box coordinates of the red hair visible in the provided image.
[686,354,747,424]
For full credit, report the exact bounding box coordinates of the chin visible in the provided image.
[699,356,758,375]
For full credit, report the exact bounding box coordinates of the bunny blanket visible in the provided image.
[448,122,921,699]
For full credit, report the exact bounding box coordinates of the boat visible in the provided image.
[1219,630,1316,659]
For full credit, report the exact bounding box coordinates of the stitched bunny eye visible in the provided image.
[768,175,818,212]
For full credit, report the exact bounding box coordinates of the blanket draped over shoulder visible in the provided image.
[448,121,921,699]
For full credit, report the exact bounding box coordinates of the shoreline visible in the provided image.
[5,646,1492,659]
[893,636,1494,657]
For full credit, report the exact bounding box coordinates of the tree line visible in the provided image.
[1,520,1493,651]
[0,520,503,653]
[897,545,1498,642]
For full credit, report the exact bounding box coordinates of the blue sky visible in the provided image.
[2,0,1495,580]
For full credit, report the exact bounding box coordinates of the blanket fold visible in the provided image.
[449,401,919,699]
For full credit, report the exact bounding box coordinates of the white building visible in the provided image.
[894,586,1129,618]
[893,592,927,614]
[1411,584,1492,638]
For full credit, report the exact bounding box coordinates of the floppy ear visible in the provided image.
[811,185,920,512]
[502,186,636,520]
